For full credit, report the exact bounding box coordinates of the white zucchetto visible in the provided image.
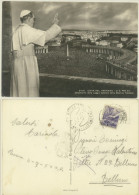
[20,10,31,18]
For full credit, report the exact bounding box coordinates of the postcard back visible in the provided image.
[2,99,138,195]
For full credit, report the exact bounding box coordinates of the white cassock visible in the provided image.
[11,23,61,97]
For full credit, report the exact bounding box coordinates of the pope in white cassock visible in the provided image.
[11,10,61,97]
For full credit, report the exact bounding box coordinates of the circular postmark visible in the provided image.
[99,104,127,129]
[67,103,93,131]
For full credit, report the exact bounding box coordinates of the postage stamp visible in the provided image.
[100,105,127,128]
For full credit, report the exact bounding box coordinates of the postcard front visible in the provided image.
[2,99,138,195]
[2,1,138,97]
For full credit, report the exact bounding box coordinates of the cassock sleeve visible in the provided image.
[44,24,61,43]
[22,26,46,46]
[22,24,61,46]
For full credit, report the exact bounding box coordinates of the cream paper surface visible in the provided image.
[2,99,138,195]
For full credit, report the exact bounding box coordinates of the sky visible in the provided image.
[10,2,138,31]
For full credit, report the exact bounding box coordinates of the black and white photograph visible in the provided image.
[2,1,138,97]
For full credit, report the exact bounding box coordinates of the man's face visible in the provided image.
[29,15,35,27]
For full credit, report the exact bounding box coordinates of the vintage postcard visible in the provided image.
[2,99,138,195]
[2,1,138,97]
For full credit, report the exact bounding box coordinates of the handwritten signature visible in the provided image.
[25,128,58,137]
[11,118,38,126]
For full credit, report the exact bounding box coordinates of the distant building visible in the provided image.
[111,40,119,44]
[62,34,81,42]
[97,31,109,37]
[90,38,95,43]
[47,40,61,46]
[117,43,123,48]
[72,39,83,47]
[81,34,88,40]
[105,30,137,34]
[92,35,100,41]
[121,37,128,42]
[98,40,110,46]
[110,40,120,47]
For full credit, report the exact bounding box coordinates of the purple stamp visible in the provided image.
[100,105,127,128]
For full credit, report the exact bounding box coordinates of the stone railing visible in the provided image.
[82,45,137,81]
